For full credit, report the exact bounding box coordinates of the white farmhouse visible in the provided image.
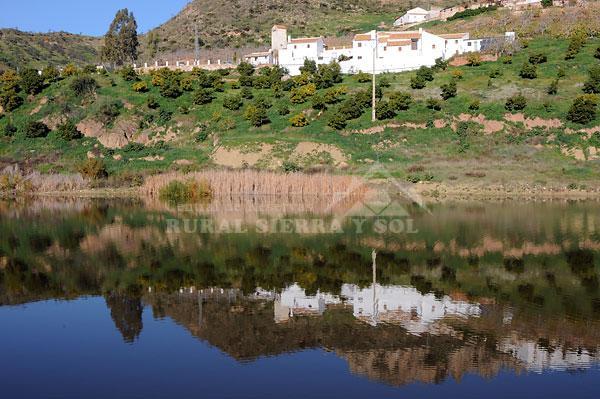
[393,7,431,26]
[266,25,506,76]
[243,51,273,66]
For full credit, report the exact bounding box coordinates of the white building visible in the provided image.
[270,25,490,76]
[243,51,273,66]
[274,283,342,323]
[341,284,481,332]
[393,7,433,26]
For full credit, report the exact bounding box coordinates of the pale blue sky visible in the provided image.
[0,0,191,36]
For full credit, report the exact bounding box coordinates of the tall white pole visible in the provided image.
[372,30,377,122]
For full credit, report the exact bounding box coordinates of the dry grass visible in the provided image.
[142,169,363,198]
[0,165,89,195]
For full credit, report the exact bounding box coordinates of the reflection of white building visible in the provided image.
[263,25,502,75]
[341,284,481,333]
[274,283,342,323]
[498,338,599,372]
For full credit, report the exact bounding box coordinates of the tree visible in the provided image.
[519,62,537,79]
[41,66,60,83]
[389,91,412,110]
[70,76,98,97]
[541,0,552,7]
[19,69,44,95]
[147,31,160,59]
[583,66,600,94]
[57,119,83,140]
[440,81,457,100]
[289,113,309,127]
[0,90,23,112]
[223,94,243,110]
[193,88,215,105]
[299,59,317,75]
[375,101,396,120]
[101,9,139,67]
[567,95,598,124]
[244,105,269,127]
[505,93,527,111]
[24,121,50,138]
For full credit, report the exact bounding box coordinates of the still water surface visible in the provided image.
[1,198,599,398]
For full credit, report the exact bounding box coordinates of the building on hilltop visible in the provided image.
[393,7,437,26]
[244,25,514,76]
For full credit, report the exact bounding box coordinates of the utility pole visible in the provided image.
[371,30,378,122]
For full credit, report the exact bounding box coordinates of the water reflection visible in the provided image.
[0,198,599,390]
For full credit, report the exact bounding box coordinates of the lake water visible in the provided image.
[1,198,600,398]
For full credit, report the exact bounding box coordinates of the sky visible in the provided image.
[0,0,192,36]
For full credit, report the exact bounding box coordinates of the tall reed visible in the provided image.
[142,170,364,198]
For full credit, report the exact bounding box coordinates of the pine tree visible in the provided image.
[102,9,139,68]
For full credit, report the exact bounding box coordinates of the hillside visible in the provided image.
[140,0,436,59]
[0,29,101,71]
[1,32,600,197]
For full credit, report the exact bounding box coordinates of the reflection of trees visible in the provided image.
[105,292,144,343]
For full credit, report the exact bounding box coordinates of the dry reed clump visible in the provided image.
[159,178,213,204]
[0,165,90,195]
[143,169,363,198]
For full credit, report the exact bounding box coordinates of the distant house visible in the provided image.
[393,7,432,26]
[502,0,543,9]
[243,51,273,66]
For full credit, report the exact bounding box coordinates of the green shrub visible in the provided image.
[547,79,559,95]
[356,71,371,83]
[389,91,412,111]
[505,93,527,111]
[240,86,254,99]
[77,159,108,180]
[181,76,195,91]
[290,83,316,104]
[566,95,598,124]
[289,113,309,127]
[159,77,182,98]
[146,95,160,109]
[157,109,173,125]
[2,121,17,137]
[469,99,480,111]
[132,81,148,92]
[122,142,145,153]
[426,98,442,111]
[440,80,457,100]
[282,161,302,173]
[0,90,23,112]
[565,31,586,60]
[193,88,215,105]
[244,105,269,127]
[410,75,426,89]
[252,95,272,109]
[323,86,347,104]
[528,53,547,64]
[311,93,327,110]
[595,47,600,60]
[61,64,78,77]
[583,66,600,94]
[466,53,481,67]
[375,101,396,120]
[277,103,290,115]
[433,57,449,71]
[446,5,497,21]
[501,55,513,64]
[24,121,49,138]
[41,66,60,83]
[223,94,243,110]
[519,62,537,79]
[70,75,98,97]
[159,179,212,204]
[57,119,82,140]
[19,68,45,95]
[96,101,122,125]
[327,111,348,130]
[119,66,139,81]
[416,66,435,81]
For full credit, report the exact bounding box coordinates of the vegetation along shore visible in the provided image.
[1,3,600,202]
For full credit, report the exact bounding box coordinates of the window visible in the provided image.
[445,40,448,45]
[383,46,387,51]
[398,47,402,52]
[357,56,362,60]
[432,44,436,49]
[411,39,418,50]
[358,42,362,48]
[455,40,458,44]
[468,42,472,47]
[307,44,310,48]
[294,45,297,49]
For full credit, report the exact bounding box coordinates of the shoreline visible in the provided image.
[4,182,600,203]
